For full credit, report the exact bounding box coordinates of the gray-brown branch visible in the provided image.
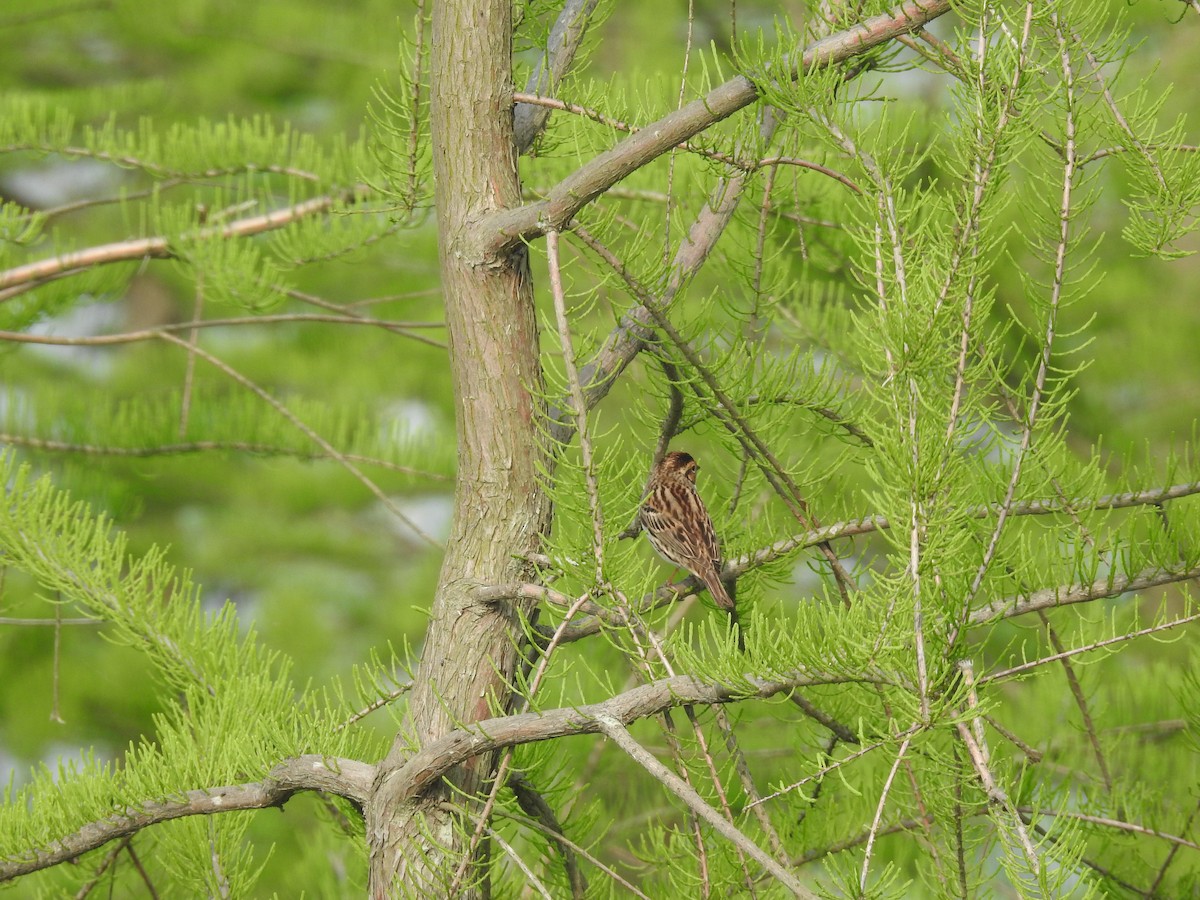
[374,670,877,806]
[473,0,953,262]
[0,756,373,883]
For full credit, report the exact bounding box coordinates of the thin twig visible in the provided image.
[594,714,818,899]
[1037,609,1113,792]
[50,600,64,724]
[1146,795,1200,896]
[959,5,1071,619]
[486,827,553,899]
[546,229,605,582]
[748,724,923,810]
[956,662,1041,872]
[507,773,588,898]
[154,332,441,547]
[334,682,413,732]
[966,563,1200,628]
[860,735,913,893]
[178,275,205,438]
[0,312,446,348]
[1015,807,1200,853]
[73,836,132,899]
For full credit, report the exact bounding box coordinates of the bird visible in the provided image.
[638,451,735,613]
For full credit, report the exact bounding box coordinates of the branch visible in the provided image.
[795,817,931,866]
[473,0,954,261]
[507,773,588,897]
[981,610,1200,684]
[493,807,650,899]
[376,670,878,806]
[1015,807,1200,853]
[0,433,446,479]
[733,479,1200,577]
[594,715,818,899]
[154,332,442,548]
[508,483,1200,644]
[513,93,862,191]
[859,735,914,894]
[0,312,446,349]
[967,563,1200,627]
[513,0,602,153]
[554,123,770,442]
[956,724,1041,870]
[0,756,373,883]
[0,188,364,299]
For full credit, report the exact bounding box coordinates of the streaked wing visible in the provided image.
[642,480,720,571]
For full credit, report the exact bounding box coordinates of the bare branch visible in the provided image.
[1016,807,1200,853]
[956,661,1041,872]
[0,189,364,299]
[981,609,1200,682]
[0,313,446,349]
[734,479,1200,579]
[749,724,925,810]
[0,757,373,883]
[795,817,931,866]
[473,0,954,261]
[513,0,602,153]
[493,805,650,898]
[959,4,1070,618]
[376,670,879,807]
[967,564,1200,627]
[1036,610,1114,793]
[594,714,819,899]
[486,826,553,898]
[1147,796,1200,895]
[860,735,914,893]
[154,332,442,548]
[513,94,862,190]
[956,724,1041,870]
[546,229,605,581]
[555,129,768,443]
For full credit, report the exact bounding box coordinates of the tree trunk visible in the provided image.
[366,1,550,895]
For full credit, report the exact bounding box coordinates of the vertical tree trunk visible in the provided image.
[366,1,550,895]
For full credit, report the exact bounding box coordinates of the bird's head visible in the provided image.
[659,450,699,484]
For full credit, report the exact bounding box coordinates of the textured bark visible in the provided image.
[365,1,551,895]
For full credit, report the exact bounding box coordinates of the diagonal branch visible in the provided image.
[155,332,442,547]
[0,756,374,883]
[552,105,776,443]
[507,773,588,898]
[595,714,819,899]
[980,609,1200,683]
[472,0,954,262]
[0,189,365,301]
[513,0,602,154]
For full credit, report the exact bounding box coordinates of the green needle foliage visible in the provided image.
[2,0,1200,897]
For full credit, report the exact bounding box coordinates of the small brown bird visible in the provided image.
[639,451,735,612]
